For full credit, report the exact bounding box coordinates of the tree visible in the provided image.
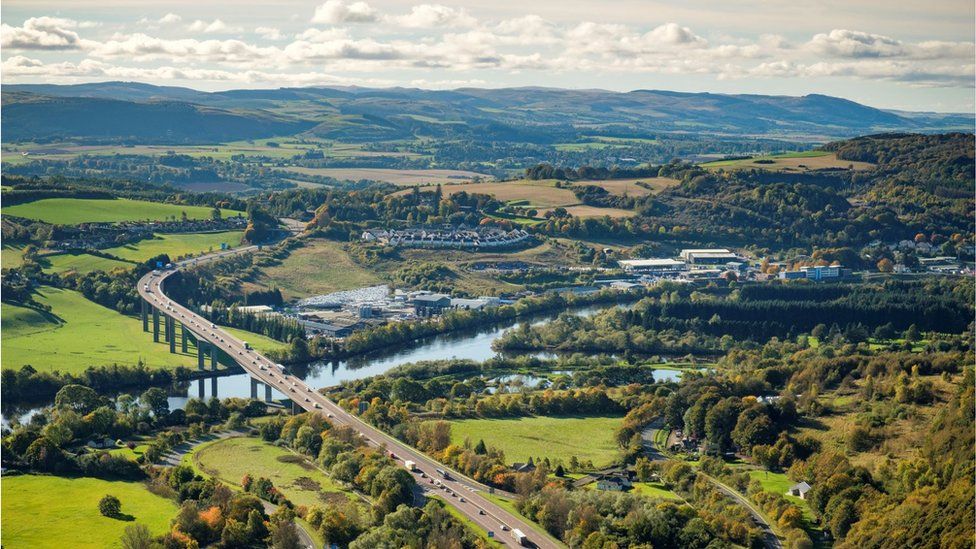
[904,324,921,342]
[390,378,427,403]
[211,207,222,220]
[271,521,302,549]
[289,337,310,362]
[221,519,250,547]
[120,524,153,549]
[704,397,743,452]
[247,509,269,541]
[140,387,170,419]
[55,384,101,414]
[876,258,894,273]
[473,439,487,455]
[99,495,122,518]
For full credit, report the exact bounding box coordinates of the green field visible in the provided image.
[252,239,383,301]
[1,244,26,269]
[1,286,285,373]
[630,481,684,501]
[1,475,178,549]
[187,436,353,508]
[449,415,623,468]
[104,231,244,262]
[1,198,236,225]
[41,253,134,274]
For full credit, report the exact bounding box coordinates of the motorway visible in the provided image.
[138,250,560,549]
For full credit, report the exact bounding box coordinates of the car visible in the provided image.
[420,472,427,478]
[478,509,485,515]
[313,403,322,409]
[459,497,465,503]
[304,397,310,402]
[278,380,284,384]
[327,413,334,418]
[210,323,216,328]
[290,388,296,393]
[501,526,509,532]
[259,366,266,370]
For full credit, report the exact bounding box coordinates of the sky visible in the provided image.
[2,0,974,112]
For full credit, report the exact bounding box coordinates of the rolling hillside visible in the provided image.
[2,82,968,144]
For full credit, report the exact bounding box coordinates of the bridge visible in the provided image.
[138,248,559,549]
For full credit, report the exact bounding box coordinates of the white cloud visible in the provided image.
[311,0,379,24]
[1,17,92,50]
[187,19,240,34]
[255,26,283,40]
[159,13,182,25]
[808,29,905,58]
[394,4,477,28]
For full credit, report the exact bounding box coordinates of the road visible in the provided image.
[138,250,560,549]
[640,425,781,549]
[701,473,783,549]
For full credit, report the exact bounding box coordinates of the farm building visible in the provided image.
[788,481,812,499]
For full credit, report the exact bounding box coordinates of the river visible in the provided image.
[4,302,645,424]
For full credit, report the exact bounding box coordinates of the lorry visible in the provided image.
[512,529,527,546]
[436,468,452,480]
[404,460,417,472]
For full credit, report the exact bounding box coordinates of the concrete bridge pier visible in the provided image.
[168,318,176,353]
[265,383,273,402]
[197,341,206,370]
[197,379,205,399]
[210,345,218,370]
[141,300,148,332]
[181,324,188,353]
[250,377,259,399]
[211,377,218,399]
[152,307,160,342]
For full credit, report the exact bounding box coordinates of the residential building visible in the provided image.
[596,473,633,491]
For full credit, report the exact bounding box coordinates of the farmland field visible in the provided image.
[103,231,245,262]
[187,436,354,508]
[404,180,580,208]
[250,238,383,301]
[1,475,177,549]
[277,167,490,185]
[1,244,26,269]
[700,151,875,171]
[449,415,623,468]
[1,198,235,225]
[41,253,134,274]
[538,205,636,218]
[1,286,284,373]
[577,177,679,196]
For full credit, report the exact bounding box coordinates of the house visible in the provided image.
[86,437,116,449]
[512,460,537,473]
[788,481,812,499]
[596,473,633,491]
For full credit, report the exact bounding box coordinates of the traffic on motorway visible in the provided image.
[138,255,556,549]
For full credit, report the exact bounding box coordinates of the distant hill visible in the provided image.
[1,91,314,143]
[2,82,969,144]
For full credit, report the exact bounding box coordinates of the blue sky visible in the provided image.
[2,0,974,112]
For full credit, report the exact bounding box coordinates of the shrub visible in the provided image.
[99,494,122,517]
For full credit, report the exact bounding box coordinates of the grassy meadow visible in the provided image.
[1,198,233,225]
[1,286,285,373]
[40,253,134,275]
[449,415,624,468]
[187,436,353,508]
[1,475,177,549]
[103,231,244,262]
[250,239,383,301]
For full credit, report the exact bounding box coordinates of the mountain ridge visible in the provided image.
[3,81,970,144]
